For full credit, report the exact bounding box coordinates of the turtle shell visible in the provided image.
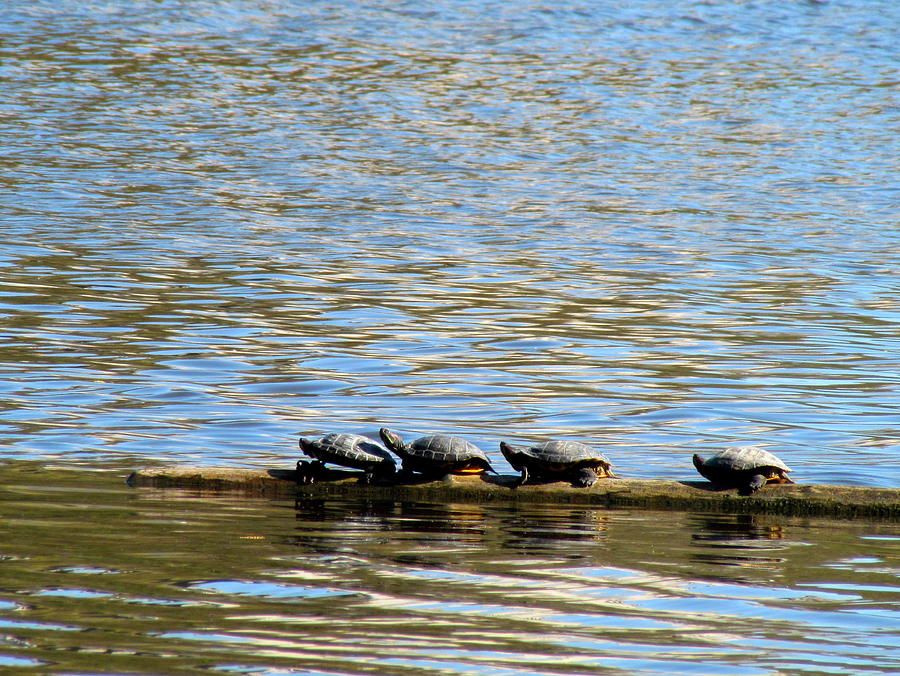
[506,440,610,469]
[501,440,614,487]
[700,447,791,473]
[300,433,395,472]
[693,446,792,494]
[380,428,494,475]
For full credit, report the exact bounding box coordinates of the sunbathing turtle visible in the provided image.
[500,440,615,488]
[297,433,396,485]
[378,428,495,478]
[692,447,793,495]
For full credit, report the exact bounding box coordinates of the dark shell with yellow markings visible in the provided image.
[300,433,396,472]
[500,440,614,488]
[692,446,793,495]
[379,428,495,475]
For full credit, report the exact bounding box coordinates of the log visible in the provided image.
[126,466,900,521]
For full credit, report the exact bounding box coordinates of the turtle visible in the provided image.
[378,428,495,478]
[297,433,396,485]
[692,446,793,495]
[499,440,616,488]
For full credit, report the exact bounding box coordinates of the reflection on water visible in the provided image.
[500,507,610,554]
[688,513,791,580]
[1,466,897,674]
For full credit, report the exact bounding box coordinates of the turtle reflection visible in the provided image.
[499,506,609,554]
[688,513,789,575]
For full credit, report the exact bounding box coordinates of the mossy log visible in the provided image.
[127,466,900,521]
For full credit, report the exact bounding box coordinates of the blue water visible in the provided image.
[1,0,899,672]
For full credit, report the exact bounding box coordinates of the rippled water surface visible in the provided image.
[0,464,897,675]
[2,0,899,672]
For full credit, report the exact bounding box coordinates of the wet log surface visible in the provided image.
[127,466,900,521]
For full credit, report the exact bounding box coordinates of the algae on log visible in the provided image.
[126,466,900,521]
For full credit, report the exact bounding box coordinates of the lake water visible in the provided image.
[2,0,899,672]
[1,463,898,675]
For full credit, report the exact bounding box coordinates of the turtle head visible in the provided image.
[379,428,405,454]
[692,454,706,471]
[499,441,519,461]
[299,437,326,463]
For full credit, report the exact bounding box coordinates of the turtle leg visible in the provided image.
[365,466,396,486]
[511,467,528,489]
[739,474,768,496]
[360,465,394,486]
[571,468,599,488]
[295,460,311,485]
[395,465,418,483]
[296,460,325,485]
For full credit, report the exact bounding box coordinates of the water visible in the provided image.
[1,0,899,672]
[0,464,897,675]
